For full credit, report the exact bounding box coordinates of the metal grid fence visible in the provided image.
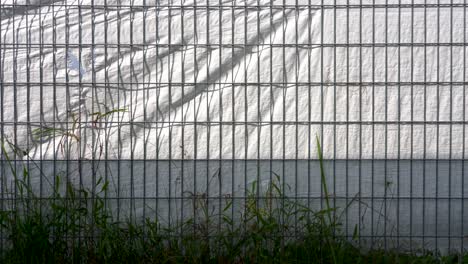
[0,0,467,254]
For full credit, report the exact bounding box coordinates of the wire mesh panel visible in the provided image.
[0,0,467,254]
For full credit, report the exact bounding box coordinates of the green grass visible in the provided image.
[0,138,466,263]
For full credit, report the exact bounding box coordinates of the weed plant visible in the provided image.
[0,138,466,263]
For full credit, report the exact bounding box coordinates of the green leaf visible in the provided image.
[352,224,359,241]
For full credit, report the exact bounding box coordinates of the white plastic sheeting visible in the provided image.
[1,0,468,251]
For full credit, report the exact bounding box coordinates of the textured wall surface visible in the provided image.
[1,0,467,251]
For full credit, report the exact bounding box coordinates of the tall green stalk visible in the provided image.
[316,135,337,264]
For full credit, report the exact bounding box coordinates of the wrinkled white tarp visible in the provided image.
[1,0,467,160]
[1,0,468,251]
